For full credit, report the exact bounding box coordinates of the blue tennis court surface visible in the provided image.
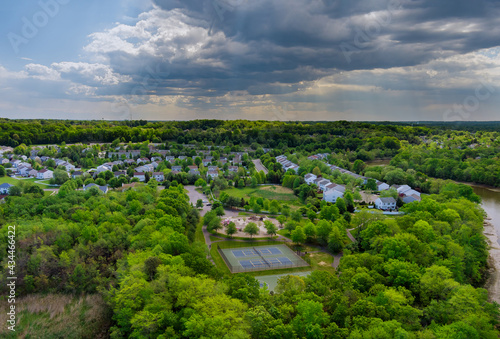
[267,257,292,266]
[256,247,282,255]
[219,244,310,273]
[240,260,268,268]
[232,249,258,257]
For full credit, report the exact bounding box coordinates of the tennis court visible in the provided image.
[218,244,309,273]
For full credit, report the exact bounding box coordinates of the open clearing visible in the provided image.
[223,185,299,203]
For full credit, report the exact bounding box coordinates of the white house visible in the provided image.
[376,181,390,191]
[318,179,331,191]
[304,173,317,185]
[323,189,344,203]
[375,197,397,210]
[228,166,238,172]
[134,172,146,182]
[28,169,38,177]
[96,164,112,173]
[207,170,218,179]
[18,166,31,177]
[37,169,53,180]
[396,185,412,195]
[0,183,13,194]
[153,172,164,182]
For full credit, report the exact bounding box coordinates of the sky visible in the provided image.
[0,0,499,121]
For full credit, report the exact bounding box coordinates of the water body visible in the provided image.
[471,185,500,303]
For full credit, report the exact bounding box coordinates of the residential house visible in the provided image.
[83,183,109,194]
[171,166,183,172]
[318,179,331,191]
[304,173,317,185]
[153,172,165,182]
[28,169,38,177]
[71,171,83,179]
[0,183,13,194]
[375,197,397,210]
[376,181,390,191]
[323,189,344,203]
[134,172,146,182]
[228,166,238,172]
[114,171,126,178]
[37,169,53,180]
[207,170,219,179]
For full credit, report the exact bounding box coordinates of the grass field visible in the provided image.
[223,185,300,204]
[0,177,52,189]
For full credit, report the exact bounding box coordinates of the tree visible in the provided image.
[196,199,203,208]
[52,169,69,185]
[215,206,225,216]
[291,226,306,245]
[317,220,333,246]
[195,178,206,187]
[8,185,22,196]
[0,165,5,177]
[307,209,316,222]
[291,210,302,222]
[366,178,377,191]
[353,159,366,173]
[336,198,347,214]
[264,220,278,238]
[312,166,321,176]
[328,227,344,253]
[252,203,262,214]
[277,215,287,227]
[244,222,259,238]
[226,222,237,238]
[251,176,258,188]
[304,222,317,240]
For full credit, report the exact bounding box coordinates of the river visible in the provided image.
[471,185,500,303]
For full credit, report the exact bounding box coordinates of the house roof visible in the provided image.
[378,197,396,204]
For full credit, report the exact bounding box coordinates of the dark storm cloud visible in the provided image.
[74,0,500,104]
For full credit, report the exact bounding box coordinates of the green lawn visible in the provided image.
[222,186,300,204]
[0,177,51,189]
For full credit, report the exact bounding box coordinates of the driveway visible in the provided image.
[252,159,268,174]
[185,185,211,216]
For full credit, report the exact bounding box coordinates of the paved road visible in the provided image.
[252,159,268,174]
[185,185,211,216]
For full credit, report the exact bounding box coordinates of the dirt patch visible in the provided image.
[318,261,328,266]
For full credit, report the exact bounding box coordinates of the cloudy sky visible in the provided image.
[0,0,499,121]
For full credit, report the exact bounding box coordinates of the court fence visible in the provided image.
[216,244,309,273]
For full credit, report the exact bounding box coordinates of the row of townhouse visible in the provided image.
[393,184,422,203]
[108,149,244,165]
[304,173,346,203]
[276,155,299,173]
[132,172,166,182]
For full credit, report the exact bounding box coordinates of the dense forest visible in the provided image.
[0,177,498,338]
